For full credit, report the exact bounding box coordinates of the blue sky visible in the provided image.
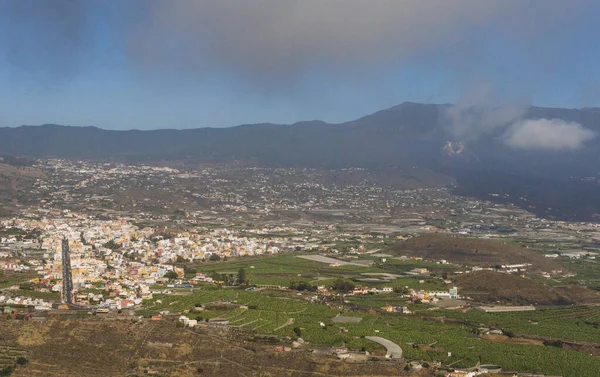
[1,0,599,130]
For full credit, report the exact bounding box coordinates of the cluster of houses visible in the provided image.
[381,305,412,314]
[409,287,459,303]
[351,286,394,295]
[178,315,199,328]
[177,314,229,327]
[0,211,389,310]
[0,295,52,310]
[445,364,502,376]
[545,250,597,259]
[0,214,306,308]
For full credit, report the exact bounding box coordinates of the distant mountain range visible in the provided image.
[3,102,600,221]
[1,102,600,174]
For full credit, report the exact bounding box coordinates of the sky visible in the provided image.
[0,0,600,130]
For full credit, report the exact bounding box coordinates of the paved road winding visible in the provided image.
[365,336,403,359]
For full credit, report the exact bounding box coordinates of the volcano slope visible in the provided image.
[389,233,559,272]
[454,270,600,305]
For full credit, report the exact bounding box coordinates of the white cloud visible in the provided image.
[504,118,596,150]
[442,84,529,140]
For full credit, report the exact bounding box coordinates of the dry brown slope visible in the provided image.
[0,163,45,213]
[456,270,600,305]
[390,233,558,271]
[0,317,419,377]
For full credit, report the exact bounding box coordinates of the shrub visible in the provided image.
[331,279,355,293]
[164,270,178,280]
[293,327,302,337]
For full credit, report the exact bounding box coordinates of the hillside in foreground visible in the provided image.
[0,317,415,377]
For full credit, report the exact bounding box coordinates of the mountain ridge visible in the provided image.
[8,101,597,132]
[3,102,600,221]
[2,102,600,173]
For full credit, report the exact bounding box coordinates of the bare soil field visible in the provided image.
[481,334,544,346]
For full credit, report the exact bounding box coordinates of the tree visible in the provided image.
[165,271,178,280]
[103,239,120,250]
[80,232,87,245]
[293,327,302,337]
[289,281,316,292]
[394,286,409,295]
[0,366,14,376]
[210,271,224,282]
[302,282,315,292]
[331,279,355,293]
[237,268,247,285]
[19,283,34,291]
[209,254,221,262]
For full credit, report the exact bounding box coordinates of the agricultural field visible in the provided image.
[3,241,599,376]
[138,286,600,377]
[0,272,30,289]
[9,290,60,301]
[436,305,600,343]
[191,252,453,288]
[556,258,600,289]
[0,344,28,376]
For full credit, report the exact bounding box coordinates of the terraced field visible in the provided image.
[0,318,404,377]
[0,344,28,375]
[437,305,600,343]
[139,286,600,376]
